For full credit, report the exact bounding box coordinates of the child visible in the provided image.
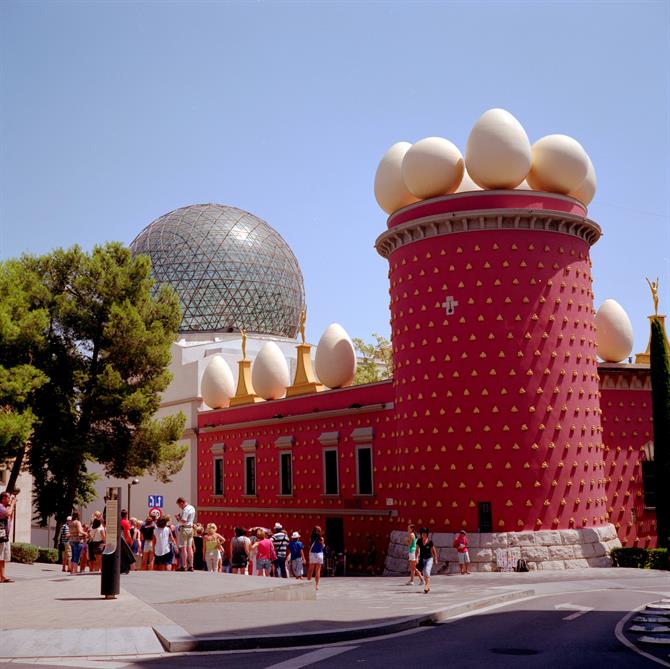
[288,532,305,579]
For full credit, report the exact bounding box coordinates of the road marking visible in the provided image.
[615,603,670,668]
[554,603,594,621]
[263,645,357,669]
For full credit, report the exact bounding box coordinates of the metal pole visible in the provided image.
[101,487,121,599]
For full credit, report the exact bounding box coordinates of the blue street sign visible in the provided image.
[148,495,164,508]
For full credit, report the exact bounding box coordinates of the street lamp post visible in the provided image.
[127,478,140,517]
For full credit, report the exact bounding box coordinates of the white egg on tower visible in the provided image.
[515,179,532,190]
[595,299,634,363]
[455,167,483,193]
[527,134,589,194]
[568,152,597,205]
[374,142,421,214]
[252,341,290,400]
[401,137,464,199]
[315,323,357,389]
[200,355,236,409]
[465,108,532,189]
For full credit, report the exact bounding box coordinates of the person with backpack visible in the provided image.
[453,529,470,575]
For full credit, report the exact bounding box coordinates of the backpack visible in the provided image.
[516,558,529,572]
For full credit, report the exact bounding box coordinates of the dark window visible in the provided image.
[356,447,373,495]
[326,517,345,554]
[245,455,256,496]
[478,501,493,533]
[642,461,656,509]
[324,449,339,495]
[214,457,224,496]
[280,452,292,496]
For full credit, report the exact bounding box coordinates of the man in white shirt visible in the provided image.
[175,496,195,571]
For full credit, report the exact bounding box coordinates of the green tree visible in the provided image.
[353,333,392,385]
[11,243,186,542]
[0,260,49,492]
[650,316,670,548]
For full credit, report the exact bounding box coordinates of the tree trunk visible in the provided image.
[6,443,26,494]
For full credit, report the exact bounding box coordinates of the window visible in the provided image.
[642,461,656,509]
[244,454,256,496]
[478,502,493,533]
[356,446,373,495]
[213,457,224,496]
[323,448,339,495]
[280,452,292,496]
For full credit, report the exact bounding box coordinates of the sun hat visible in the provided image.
[274,522,283,531]
[291,531,300,539]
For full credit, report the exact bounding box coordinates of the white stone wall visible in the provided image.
[384,524,622,574]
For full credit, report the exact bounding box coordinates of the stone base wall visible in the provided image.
[384,524,622,574]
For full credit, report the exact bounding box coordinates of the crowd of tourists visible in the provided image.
[57,496,328,590]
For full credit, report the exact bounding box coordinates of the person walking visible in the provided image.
[203,523,225,572]
[230,527,250,575]
[271,523,289,578]
[140,516,155,571]
[306,526,325,591]
[175,497,195,571]
[405,523,424,586]
[453,529,471,575]
[58,516,72,573]
[254,529,276,577]
[0,491,16,583]
[288,531,305,579]
[416,527,438,593]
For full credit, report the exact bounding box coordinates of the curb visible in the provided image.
[154,588,535,652]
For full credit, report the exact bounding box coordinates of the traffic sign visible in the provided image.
[148,495,164,508]
[149,507,162,519]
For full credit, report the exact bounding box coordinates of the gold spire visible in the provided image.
[230,328,262,406]
[635,277,668,364]
[287,305,324,397]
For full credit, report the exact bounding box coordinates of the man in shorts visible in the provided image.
[175,497,195,571]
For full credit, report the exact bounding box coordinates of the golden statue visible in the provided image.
[299,306,307,345]
[646,276,660,316]
[240,328,247,360]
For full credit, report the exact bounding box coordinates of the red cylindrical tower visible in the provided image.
[376,190,607,533]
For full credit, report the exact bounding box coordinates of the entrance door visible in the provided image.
[325,517,344,554]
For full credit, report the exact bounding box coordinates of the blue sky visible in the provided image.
[1,1,668,352]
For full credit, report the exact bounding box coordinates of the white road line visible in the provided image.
[555,603,594,621]
[263,645,357,669]
[614,603,670,668]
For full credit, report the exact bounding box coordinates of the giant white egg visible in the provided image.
[252,341,290,400]
[374,142,421,214]
[401,137,464,199]
[515,179,532,190]
[201,355,235,409]
[465,108,531,189]
[315,323,357,389]
[568,153,596,205]
[527,134,589,194]
[455,167,483,193]
[595,299,634,363]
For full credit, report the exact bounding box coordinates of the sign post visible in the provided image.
[101,486,121,599]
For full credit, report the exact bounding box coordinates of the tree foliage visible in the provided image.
[650,317,670,548]
[352,333,392,385]
[0,243,187,530]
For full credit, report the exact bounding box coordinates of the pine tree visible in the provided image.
[650,316,670,547]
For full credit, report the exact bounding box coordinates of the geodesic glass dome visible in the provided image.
[129,204,305,337]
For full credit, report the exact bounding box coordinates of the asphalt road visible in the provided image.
[3,578,668,669]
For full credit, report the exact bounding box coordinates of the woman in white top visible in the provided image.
[152,517,175,571]
[87,518,106,573]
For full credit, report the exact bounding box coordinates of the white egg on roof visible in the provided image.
[201,355,235,409]
[252,342,290,400]
[595,299,634,363]
[465,108,531,189]
[527,134,589,194]
[401,137,464,199]
[374,142,421,214]
[568,152,597,206]
[455,167,483,193]
[315,323,357,389]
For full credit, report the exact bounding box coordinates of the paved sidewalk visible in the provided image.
[3,562,660,658]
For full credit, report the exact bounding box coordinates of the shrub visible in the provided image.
[37,547,59,564]
[646,548,669,570]
[10,542,39,564]
[611,547,648,568]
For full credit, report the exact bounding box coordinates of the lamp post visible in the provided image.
[127,478,140,517]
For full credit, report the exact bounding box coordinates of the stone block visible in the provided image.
[478,562,494,572]
[560,530,582,545]
[572,543,596,559]
[604,538,623,553]
[549,545,575,560]
[587,556,612,568]
[592,543,607,558]
[520,546,549,562]
[564,559,590,569]
[528,561,538,571]
[479,532,508,548]
[535,530,562,546]
[508,531,537,547]
[540,560,566,570]
[470,548,493,562]
[466,533,481,548]
[578,527,599,544]
[389,530,405,543]
[440,547,458,562]
[595,524,617,542]
[431,533,453,547]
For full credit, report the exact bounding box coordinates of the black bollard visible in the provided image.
[101,486,121,599]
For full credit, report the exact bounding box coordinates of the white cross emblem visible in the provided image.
[442,296,459,316]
